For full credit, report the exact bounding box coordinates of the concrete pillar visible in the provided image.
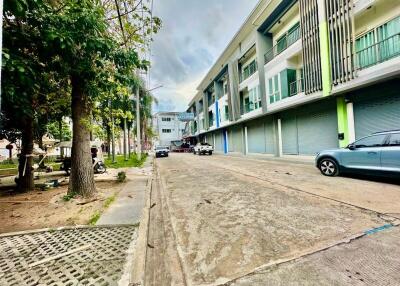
[256,31,273,113]
[244,126,249,155]
[346,102,356,143]
[277,118,283,157]
[336,96,350,148]
[317,0,332,96]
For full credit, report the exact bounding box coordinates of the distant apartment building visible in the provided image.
[153,112,187,147]
[185,0,400,156]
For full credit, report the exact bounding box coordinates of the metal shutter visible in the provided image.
[231,127,243,153]
[265,118,275,154]
[297,102,338,155]
[247,119,266,154]
[354,90,400,139]
[281,115,299,155]
[206,133,213,144]
[215,131,224,151]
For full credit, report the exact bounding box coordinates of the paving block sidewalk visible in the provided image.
[97,158,153,225]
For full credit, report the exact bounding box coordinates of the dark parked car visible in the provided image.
[155,146,169,158]
[316,130,400,177]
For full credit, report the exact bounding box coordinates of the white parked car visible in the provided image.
[193,143,214,155]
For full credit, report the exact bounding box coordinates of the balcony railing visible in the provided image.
[241,101,261,114]
[356,33,400,70]
[264,24,301,64]
[240,61,258,83]
[289,78,304,97]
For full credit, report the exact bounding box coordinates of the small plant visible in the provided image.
[104,195,116,208]
[89,211,101,225]
[117,171,126,183]
[62,192,76,202]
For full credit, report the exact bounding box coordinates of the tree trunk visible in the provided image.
[38,135,45,169]
[59,119,64,158]
[17,118,34,192]
[123,117,127,161]
[68,76,96,198]
[127,125,131,159]
[106,124,111,158]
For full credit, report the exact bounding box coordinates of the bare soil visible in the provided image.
[0,181,124,234]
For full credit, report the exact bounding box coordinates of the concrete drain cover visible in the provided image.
[0,225,138,286]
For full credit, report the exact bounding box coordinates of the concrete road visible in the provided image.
[152,153,400,286]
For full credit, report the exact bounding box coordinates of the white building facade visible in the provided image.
[153,112,187,147]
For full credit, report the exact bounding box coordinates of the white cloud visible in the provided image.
[150,0,259,112]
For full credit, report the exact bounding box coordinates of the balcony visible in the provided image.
[240,60,258,83]
[264,24,301,64]
[356,33,400,70]
[241,101,262,115]
[289,78,304,96]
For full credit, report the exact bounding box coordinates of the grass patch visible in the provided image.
[105,154,147,169]
[104,195,116,209]
[0,162,17,170]
[89,211,101,225]
[62,192,76,202]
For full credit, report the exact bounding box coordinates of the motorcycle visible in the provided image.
[57,141,107,175]
[93,157,107,174]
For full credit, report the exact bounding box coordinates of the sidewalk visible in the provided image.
[96,157,153,225]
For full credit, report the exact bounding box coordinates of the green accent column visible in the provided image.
[319,21,332,97]
[336,96,349,148]
[317,0,332,97]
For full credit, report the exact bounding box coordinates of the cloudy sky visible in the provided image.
[149,0,259,112]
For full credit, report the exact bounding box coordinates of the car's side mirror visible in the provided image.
[348,144,356,150]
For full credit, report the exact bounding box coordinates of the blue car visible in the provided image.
[316,130,400,177]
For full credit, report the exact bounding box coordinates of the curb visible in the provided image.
[130,174,153,285]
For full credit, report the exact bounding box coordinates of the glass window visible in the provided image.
[162,129,172,133]
[354,134,387,148]
[389,133,400,146]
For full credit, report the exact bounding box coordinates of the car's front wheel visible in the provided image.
[319,158,339,177]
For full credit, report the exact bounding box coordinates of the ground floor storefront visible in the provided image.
[198,79,400,157]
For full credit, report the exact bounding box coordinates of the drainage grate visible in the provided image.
[0,225,138,286]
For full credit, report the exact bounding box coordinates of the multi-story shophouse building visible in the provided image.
[185,0,400,157]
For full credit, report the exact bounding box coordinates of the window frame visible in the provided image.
[354,134,389,148]
[388,133,400,146]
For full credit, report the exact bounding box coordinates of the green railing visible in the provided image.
[240,61,258,82]
[264,24,301,64]
[356,33,400,70]
[241,102,261,114]
[289,78,304,97]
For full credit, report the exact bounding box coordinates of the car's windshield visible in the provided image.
[200,143,210,146]
[156,147,167,150]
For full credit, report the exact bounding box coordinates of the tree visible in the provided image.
[43,0,154,197]
[2,0,66,192]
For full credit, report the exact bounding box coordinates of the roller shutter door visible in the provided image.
[215,131,224,151]
[297,102,338,155]
[231,127,243,153]
[265,118,275,154]
[281,115,298,155]
[353,88,400,139]
[247,119,266,154]
[281,100,338,155]
[206,133,213,144]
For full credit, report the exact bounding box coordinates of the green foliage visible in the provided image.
[89,211,101,225]
[117,171,127,183]
[105,154,147,169]
[47,121,72,141]
[104,195,116,208]
[63,192,76,202]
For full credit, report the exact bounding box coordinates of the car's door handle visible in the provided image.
[368,151,378,155]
